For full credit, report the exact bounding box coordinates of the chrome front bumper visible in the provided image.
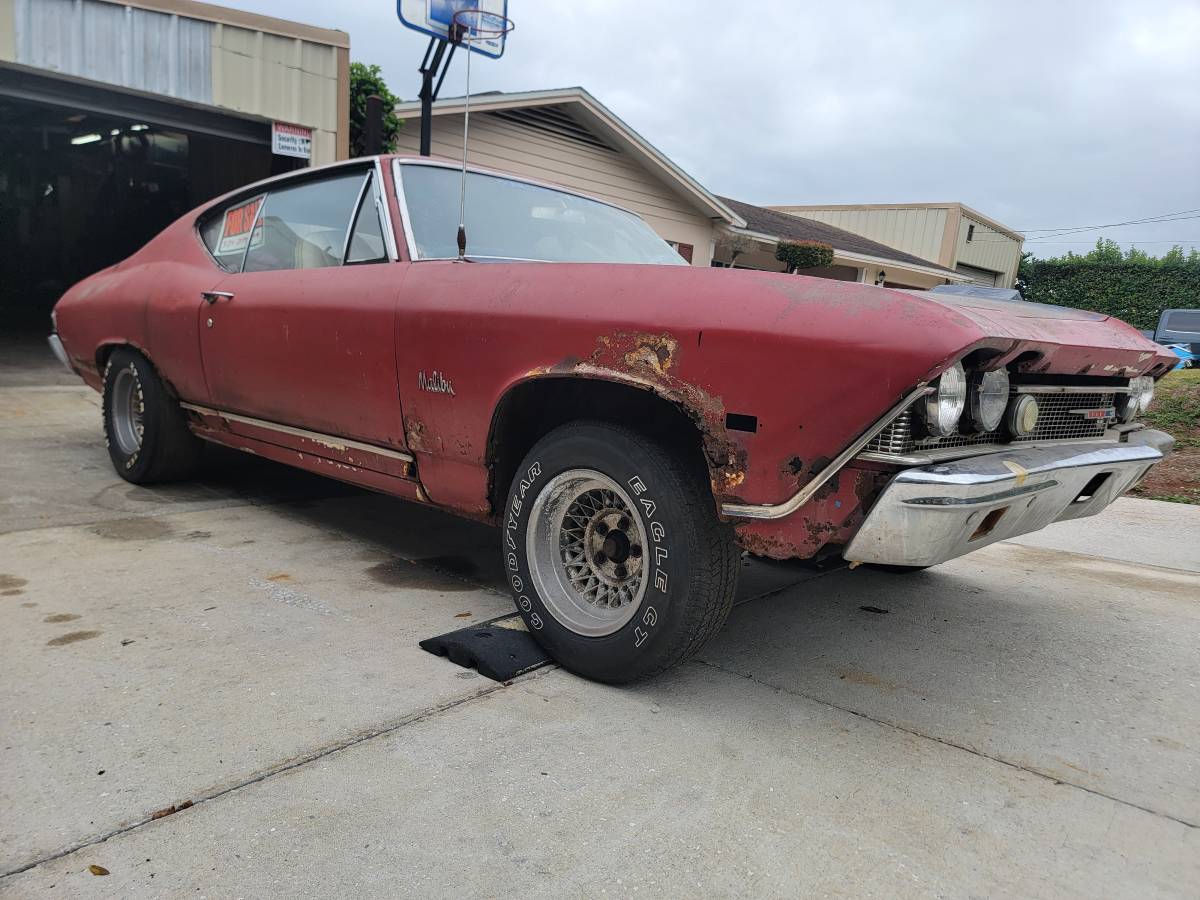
[844,430,1174,568]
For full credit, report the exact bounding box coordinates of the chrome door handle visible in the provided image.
[202,291,235,304]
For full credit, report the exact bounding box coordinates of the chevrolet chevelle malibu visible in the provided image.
[50,156,1177,682]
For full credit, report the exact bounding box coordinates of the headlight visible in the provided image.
[968,369,1010,432]
[923,362,967,437]
[1005,394,1040,437]
[1117,376,1155,422]
[1135,375,1155,414]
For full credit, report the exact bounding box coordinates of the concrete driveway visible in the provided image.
[2,345,1198,898]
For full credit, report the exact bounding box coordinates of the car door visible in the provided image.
[197,166,408,450]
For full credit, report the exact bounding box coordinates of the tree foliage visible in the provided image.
[1018,239,1200,331]
[775,240,834,273]
[349,62,403,156]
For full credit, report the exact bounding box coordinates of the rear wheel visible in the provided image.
[503,421,738,683]
[103,348,203,484]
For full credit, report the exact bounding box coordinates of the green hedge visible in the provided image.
[1018,258,1200,332]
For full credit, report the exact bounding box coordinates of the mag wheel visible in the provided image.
[503,421,738,683]
[103,348,203,484]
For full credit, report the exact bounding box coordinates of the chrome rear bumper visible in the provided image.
[844,430,1174,568]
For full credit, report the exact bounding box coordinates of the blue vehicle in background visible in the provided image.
[1142,309,1199,369]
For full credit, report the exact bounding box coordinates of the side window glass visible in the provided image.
[346,174,389,265]
[200,194,264,272]
[243,171,366,273]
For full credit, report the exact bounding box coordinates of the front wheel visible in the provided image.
[503,422,738,683]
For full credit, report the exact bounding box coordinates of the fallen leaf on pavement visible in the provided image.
[88,865,109,876]
[150,800,193,820]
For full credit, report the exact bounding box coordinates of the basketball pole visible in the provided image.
[417,36,456,156]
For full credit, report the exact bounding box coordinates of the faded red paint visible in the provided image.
[51,154,1179,561]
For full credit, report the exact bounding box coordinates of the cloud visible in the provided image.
[241,0,1200,258]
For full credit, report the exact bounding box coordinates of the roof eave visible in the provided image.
[393,88,745,228]
[720,225,965,281]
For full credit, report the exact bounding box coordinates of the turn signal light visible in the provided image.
[1005,394,1040,437]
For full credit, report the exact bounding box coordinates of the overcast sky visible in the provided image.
[240,0,1200,260]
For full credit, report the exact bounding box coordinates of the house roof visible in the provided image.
[393,87,745,228]
[718,196,960,277]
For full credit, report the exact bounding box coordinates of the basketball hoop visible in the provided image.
[450,8,514,47]
[451,7,516,259]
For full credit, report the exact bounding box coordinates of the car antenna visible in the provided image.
[449,8,514,261]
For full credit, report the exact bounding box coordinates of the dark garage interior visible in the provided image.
[0,68,305,334]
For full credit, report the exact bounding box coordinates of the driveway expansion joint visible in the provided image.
[694,657,1200,831]
[0,671,554,881]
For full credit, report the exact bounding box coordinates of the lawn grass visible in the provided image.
[1131,367,1200,504]
[1140,368,1200,448]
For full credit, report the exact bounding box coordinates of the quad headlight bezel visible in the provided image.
[922,362,968,437]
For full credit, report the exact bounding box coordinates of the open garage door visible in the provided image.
[0,63,305,330]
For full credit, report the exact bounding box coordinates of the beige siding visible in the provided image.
[956,215,1021,287]
[0,0,15,61]
[772,206,948,265]
[393,112,718,265]
[210,23,341,164]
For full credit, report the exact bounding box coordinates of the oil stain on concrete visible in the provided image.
[91,518,174,541]
[43,613,81,623]
[46,630,102,647]
[1,574,29,592]
[366,558,476,592]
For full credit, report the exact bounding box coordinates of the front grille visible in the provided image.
[865,391,1117,455]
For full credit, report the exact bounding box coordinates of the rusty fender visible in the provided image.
[526,331,748,503]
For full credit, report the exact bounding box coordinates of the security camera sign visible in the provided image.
[272,122,313,159]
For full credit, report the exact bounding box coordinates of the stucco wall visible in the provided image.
[393,110,719,266]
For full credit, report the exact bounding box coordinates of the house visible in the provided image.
[767,202,1024,288]
[713,198,963,289]
[392,87,744,266]
[394,87,1016,288]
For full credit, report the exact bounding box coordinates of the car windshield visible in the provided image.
[397,163,686,265]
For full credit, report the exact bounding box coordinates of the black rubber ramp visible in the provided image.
[419,614,553,682]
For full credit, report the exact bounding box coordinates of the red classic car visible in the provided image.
[49,156,1177,682]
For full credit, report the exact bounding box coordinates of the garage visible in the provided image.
[0,0,349,331]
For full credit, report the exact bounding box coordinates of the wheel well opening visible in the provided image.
[487,377,713,518]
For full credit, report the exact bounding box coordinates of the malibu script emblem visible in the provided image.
[418,370,455,397]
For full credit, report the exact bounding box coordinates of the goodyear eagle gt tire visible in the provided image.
[503,421,738,683]
[102,348,203,484]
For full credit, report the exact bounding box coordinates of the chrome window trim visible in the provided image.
[720,384,934,521]
[237,191,268,274]
[181,403,415,463]
[195,159,385,272]
[341,171,375,265]
[392,159,419,261]
[372,157,399,262]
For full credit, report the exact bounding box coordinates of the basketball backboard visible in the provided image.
[397,0,510,58]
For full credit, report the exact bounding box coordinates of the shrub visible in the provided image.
[775,241,834,273]
[349,62,403,156]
